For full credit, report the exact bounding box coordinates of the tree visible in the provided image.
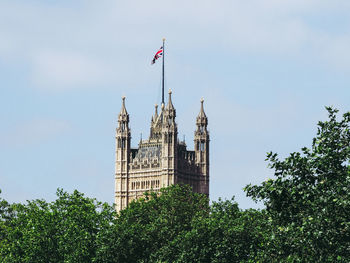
[94,184,209,263]
[0,190,16,261]
[245,107,350,262]
[0,189,114,263]
[4,107,350,262]
[95,185,269,263]
[166,199,269,263]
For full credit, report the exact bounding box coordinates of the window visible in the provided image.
[121,139,126,149]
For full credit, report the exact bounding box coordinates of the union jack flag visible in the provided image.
[151,46,163,65]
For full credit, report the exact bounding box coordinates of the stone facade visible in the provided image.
[115,90,209,212]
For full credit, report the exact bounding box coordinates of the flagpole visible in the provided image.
[162,38,165,105]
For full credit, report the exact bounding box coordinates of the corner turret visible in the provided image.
[194,98,209,195]
[161,89,178,186]
[115,96,131,211]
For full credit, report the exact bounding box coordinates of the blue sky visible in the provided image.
[1,0,350,208]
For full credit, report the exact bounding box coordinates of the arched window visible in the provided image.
[169,134,172,143]
[121,139,126,149]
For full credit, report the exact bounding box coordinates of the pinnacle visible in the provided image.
[166,89,175,110]
[154,104,159,119]
[119,96,128,116]
[198,98,207,119]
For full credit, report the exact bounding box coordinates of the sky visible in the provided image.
[0,0,350,209]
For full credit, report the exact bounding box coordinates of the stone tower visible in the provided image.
[194,98,209,194]
[114,90,209,212]
[115,96,131,210]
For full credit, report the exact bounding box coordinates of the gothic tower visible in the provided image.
[114,92,209,212]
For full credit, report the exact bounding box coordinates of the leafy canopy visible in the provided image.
[245,107,350,262]
[1,107,350,262]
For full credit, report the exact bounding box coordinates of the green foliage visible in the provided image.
[0,189,15,261]
[1,107,349,262]
[166,199,269,263]
[94,185,267,263]
[245,107,350,262]
[0,189,114,263]
[95,184,209,263]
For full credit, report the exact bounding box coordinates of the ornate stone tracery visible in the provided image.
[115,91,209,212]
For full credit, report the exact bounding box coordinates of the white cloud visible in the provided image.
[0,0,350,92]
[30,50,114,91]
[0,119,71,147]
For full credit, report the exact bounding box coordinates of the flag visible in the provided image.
[151,46,163,65]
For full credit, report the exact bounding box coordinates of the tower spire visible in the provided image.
[196,98,207,128]
[166,89,175,110]
[198,98,206,118]
[119,96,128,116]
[154,104,158,119]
